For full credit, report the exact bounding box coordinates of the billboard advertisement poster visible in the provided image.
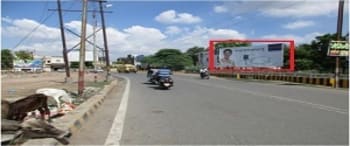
[198,52,208,67]
[14,59,43,68]
[218,43,284,67]
[198,52,221,67]
[327,40,349,56]
[68,51,94,62]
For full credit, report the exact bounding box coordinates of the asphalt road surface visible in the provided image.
[71,73,348,145]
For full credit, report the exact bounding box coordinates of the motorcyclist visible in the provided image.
[147,65,153,78]
[199,67,209,79]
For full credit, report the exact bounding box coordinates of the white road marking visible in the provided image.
[176,77,348,115]
[104,76,130,146]
[268,95,348,115]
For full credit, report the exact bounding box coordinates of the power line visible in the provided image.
[12,12,55,50]
[12,1,77,50]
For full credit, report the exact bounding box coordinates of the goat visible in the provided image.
[6,93,50,121]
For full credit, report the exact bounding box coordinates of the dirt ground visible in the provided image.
[1,71,108,99]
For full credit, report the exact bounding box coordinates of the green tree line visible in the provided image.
[285,33,348,73]
[2,33,348,73]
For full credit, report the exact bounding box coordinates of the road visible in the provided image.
[71,73,348,145]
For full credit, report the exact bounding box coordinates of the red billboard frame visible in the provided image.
[208,39,295,72]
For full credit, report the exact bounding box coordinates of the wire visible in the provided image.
[12,11,55,50]
[12,1,77,50]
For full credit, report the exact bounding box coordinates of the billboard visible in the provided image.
[218,43,284,67]
[14,59,43,68]
[327,40,349,56]
[198,52,208,67]
[68,51,94,62]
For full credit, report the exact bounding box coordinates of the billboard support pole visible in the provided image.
[289,40,295,72]
[208,41,215,71]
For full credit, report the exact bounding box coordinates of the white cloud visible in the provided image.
[214,6,228,13]
[2,18,61,40]
[155,10,202,24]
[261,32,324,44]
[169,26,246,50]
[2,17,13,23]
[215,0,339,18]
[283,20,315,29]
[262,1,338,18]
[2,18,247,60]
[165,26,182,35]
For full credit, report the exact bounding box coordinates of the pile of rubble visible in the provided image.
[1,87,100,145]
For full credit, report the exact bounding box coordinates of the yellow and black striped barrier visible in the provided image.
[210,72,349,88]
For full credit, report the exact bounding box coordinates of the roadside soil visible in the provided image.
[1,71,107,99]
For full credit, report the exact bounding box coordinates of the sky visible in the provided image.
[1,0,349,61]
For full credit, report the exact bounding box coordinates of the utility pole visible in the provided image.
[99,0,111,82]
[335,0,344,88]
[78,0,88,95]
[93,11,98,71]
[57,0,70,81]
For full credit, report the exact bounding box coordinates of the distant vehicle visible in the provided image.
[92,69,104,73]
[149,69,174,89]
[116,64,137,73]
[125,64,137,73]
[57,69,65,72]
[200,68,209,79]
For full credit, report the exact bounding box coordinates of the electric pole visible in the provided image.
[93,10,98,71]
[78,0,88,95]
[57,0,71,81]
[99,0,111,82]
[335,0,344,88]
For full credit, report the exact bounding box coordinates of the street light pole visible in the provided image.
[335,0,344,88]
[78,0,88,95]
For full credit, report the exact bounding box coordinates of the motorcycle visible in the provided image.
[148,69,174,89]
[158,76,174,89]
[200,69,209,79]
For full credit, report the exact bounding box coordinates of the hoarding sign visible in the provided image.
[328,40,349,56]
[14,59,43,68]
[218,43,284,67]
[68,51,94,62]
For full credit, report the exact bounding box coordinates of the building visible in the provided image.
[42,56,65,72]
[13,55,43,72]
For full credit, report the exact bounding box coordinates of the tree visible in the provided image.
[307,33,348,73]
[185,46,205,66]
[142,49,193,71]
[1,49,14,70]
[285,33,348,73]
[14,50,33,62]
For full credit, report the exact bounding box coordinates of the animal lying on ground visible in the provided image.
[21,117,71,144]
[7,118,71,145]
[5,93,50,121]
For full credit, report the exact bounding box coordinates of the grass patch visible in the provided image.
[86,80,112,88]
